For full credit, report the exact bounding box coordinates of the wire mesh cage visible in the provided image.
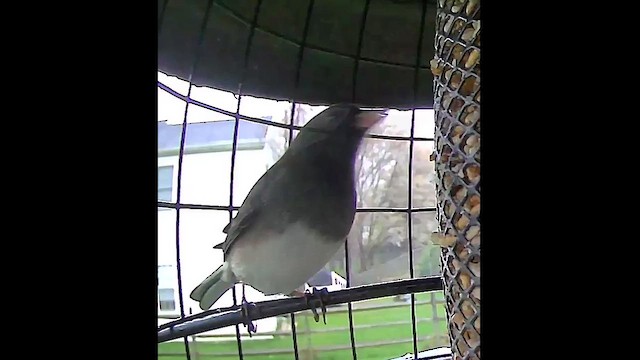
[430,0,480,359]
[157,0,479,359]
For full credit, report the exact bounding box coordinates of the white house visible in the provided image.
[304,268,347,293]
[157,117,287,340]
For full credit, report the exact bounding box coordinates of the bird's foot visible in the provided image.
[304,287,330,325]
[240,296,257,336]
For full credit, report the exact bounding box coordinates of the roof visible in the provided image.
[158,118,269,154]
[307,269,336,287]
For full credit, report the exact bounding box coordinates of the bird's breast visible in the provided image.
[227,222,345,296]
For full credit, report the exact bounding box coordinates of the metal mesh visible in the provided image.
[431,0,480,359]
[157,0,451,359]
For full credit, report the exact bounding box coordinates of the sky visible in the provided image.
[157,71,435,138]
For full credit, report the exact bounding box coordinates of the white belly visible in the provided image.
[227,222,344,295]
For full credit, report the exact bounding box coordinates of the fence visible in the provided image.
[159,291,448,359]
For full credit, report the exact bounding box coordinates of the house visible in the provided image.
[304,268,347,293]
[157,117,285,340]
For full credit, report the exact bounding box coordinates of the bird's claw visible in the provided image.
[240,297,257,336]
[304,287,329,324]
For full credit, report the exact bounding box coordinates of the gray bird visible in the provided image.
[189,103,387,321]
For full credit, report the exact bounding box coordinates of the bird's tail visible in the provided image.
[189,263,235,310]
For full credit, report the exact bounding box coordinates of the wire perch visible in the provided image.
[158,276,443,343]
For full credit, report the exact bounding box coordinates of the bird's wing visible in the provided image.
[213,205,260,254]
[213,160,288,255]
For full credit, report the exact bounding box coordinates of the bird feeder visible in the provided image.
[157,0,480,359]
[430,0,480,359]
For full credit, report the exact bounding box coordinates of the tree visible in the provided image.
[264,105,439,286]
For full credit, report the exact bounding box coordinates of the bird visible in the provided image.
[189,103,388,327]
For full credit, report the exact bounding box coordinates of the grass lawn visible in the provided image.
[159,292,449,360]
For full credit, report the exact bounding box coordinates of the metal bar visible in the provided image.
[225,0,264,358]
[160,336,445,357]
[160,336,443,357]
[345,1,372,358]
[157,81,435,142]
[159,295,444,327]
[187,308,199,360]
[228,99,244,357]
[409,1,429,358]
[158,296,445,331]
[169,1,216,359]
[191,317,443,337]
[290,313,300,360]
[158,201,437,213]
[345,245,357,359]
[175,102,190,360]
[285,2,316,357]
[158,276,443,342]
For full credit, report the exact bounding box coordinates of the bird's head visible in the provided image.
[292,104,388,153]
[303,103,387,136]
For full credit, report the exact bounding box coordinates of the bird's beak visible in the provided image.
[355,109,389,130]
